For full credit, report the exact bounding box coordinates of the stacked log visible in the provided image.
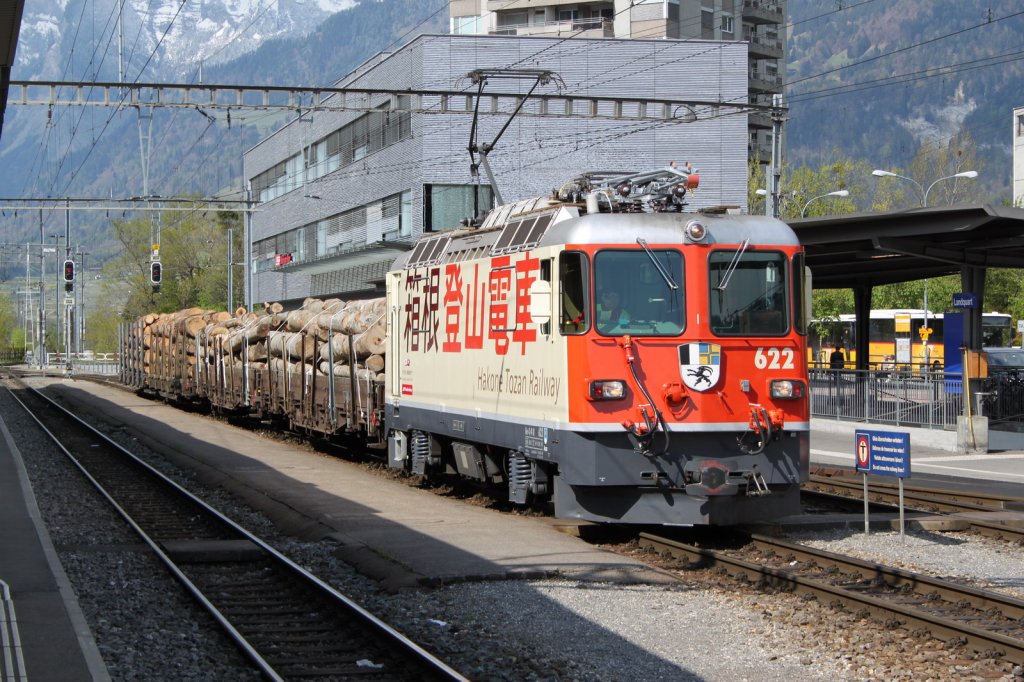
[133,297,388,383]
[131,307,231,382]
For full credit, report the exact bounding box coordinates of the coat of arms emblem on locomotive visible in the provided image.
[678,342,722,391]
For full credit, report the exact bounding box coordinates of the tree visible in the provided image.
[871,276,959,312]
[750,150,865,220]
[907,130,984,207]
[749,153,862,322]
[809,287,853,348]
[88,205,243,350]
[0,291,20,349]
[872,130,985,210]
[83,297,122,354]
[984,269,1024,322]
[782,154,865,219]
[751,136,1006,325]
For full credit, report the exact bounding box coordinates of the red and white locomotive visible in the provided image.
[123,165,809,526]
[385,165,809,525]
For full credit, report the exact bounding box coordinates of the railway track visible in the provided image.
[7,381,467,681]
[804,470,1024,543]
[807,469,1024,513]
[639,531,1024,665]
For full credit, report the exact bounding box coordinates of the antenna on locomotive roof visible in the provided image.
[463,69,564,207]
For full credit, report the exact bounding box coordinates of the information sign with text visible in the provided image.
[854,429,910,478]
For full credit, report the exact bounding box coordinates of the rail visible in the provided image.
[8,380,466,680]
[639,532,1024,665]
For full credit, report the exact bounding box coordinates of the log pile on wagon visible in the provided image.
[130,297,387,383]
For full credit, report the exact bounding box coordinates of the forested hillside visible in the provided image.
[786,0,1024,202]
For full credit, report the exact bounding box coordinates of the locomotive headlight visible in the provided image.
[770,380,807,399]
[684,220,707,242]
[589,380,626,400]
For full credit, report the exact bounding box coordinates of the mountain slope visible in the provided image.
[786,0,1024,201]
[0,0,447,256]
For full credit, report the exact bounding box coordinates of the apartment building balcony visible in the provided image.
[743,30,783,60]
[742,0,783,26]
[749,139,773,164]
[748,110,773,130]
[491,17,614,38]
[748,69,783,94]
[486,0,595,9]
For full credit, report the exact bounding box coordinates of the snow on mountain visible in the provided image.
[14,0,359,82]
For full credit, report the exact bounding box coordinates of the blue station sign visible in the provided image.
[952,292,977,309]
[855,429,911,478]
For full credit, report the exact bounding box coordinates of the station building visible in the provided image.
[242,33,749,304]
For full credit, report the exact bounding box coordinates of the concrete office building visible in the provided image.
[243,33,748,304]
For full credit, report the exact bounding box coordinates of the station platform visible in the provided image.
[0,414,109,681]
[810,417,1024,498]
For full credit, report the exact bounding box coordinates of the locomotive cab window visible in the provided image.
[793,252,809,335]
[560,251,589,334]
[594,249,684,336]
[709,250,789,336]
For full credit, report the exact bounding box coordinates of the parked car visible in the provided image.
[985,348,1024,376]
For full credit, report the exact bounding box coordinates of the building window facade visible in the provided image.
[700,9,715,39]
[381,190,413,239]
[250,97,412,204]
[253,191,413,270]
[451,15,483,34]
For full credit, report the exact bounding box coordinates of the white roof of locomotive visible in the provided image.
[541,209,800,248]
[391,198,799,271]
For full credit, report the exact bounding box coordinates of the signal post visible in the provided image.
[151,244,162,291]
[62,256,74,373]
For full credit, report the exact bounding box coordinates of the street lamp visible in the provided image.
[872,169,978,207]
[801,190,849,217]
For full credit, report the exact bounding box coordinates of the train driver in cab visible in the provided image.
[597,289,631,332]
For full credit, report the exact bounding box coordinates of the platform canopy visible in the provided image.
[789,204,1024,289]
[0,0,25,139]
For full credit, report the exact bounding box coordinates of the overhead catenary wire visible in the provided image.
[22,0,1024,219]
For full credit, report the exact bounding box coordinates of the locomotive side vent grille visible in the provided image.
[490,213,553,256]
[406,236,452,268]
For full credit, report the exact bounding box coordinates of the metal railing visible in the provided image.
[981,372,1024,428]
[21,351,121,375]
[492,18,612,37]
[0,349,25,366]
[811,368,964,429]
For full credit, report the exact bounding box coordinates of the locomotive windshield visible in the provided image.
[594,249,684,336]
[709,250,789,336]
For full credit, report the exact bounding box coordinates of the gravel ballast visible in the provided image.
[4,380,1024,681]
